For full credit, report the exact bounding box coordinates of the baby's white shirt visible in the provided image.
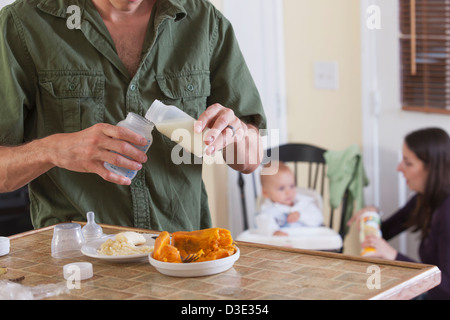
[254,191,324,236]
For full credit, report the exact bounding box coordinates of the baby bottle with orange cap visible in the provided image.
[359,211,382,256]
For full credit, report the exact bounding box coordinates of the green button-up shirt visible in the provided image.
[0,0,266,231]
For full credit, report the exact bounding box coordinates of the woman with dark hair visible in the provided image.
[349,127,450,299]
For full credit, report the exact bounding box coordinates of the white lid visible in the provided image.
[0,237,10,256]
[63,262,93,280]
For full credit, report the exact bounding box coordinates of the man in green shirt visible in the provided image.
[0,0,266,231]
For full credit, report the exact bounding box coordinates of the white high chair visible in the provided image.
[236,143,355,252]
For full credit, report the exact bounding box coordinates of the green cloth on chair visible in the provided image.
[324,144,369,234]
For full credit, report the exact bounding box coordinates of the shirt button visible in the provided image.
[68,83,76,91]
[186,83,194,92]
[130,84,137,91]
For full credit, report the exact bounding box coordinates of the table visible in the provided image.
[0,223,441,300]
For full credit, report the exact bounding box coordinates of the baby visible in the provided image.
[255,161,324,236]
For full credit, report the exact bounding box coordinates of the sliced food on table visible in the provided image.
[152,228,237,263]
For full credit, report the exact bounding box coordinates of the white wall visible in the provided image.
[284,0,362,254]
[361,0,450,260]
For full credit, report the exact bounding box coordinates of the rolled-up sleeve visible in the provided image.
[0,6,36,145]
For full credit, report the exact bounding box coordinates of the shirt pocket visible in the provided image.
[156,70,211,120]
[38,71,105,134]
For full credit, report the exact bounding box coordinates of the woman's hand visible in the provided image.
[347,205,379,230]
[362,235,398,260]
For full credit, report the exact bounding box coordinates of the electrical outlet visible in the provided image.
[314,61,339,90]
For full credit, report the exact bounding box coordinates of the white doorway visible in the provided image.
[222,0,287,237]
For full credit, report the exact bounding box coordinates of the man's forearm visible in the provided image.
[0,139,54,193]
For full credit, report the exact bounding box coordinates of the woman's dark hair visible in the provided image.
[405,128,450,238]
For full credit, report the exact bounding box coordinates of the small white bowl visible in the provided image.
[149,248,240,277]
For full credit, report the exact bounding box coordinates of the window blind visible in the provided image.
[400,0,450,115]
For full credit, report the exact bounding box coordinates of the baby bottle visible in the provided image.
[104,112,154,180]
[145,100,208,158]
[359,211,382,256]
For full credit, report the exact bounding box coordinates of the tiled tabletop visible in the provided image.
[0,223,441,300]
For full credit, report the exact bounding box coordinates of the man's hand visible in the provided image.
[196,103,263,173]
[0,123,150,192]
[47,123,149,185]
[196,103,247,154]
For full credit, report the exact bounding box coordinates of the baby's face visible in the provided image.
[262,170,296,206]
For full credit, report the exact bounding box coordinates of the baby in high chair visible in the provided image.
[255,161,324,236]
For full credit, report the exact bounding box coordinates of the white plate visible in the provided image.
[148,248,240,277]
[81,233,157,262]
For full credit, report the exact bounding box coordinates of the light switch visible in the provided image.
[314,61,339,90]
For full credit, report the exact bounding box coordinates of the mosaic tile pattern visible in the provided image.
[0,224,440,300]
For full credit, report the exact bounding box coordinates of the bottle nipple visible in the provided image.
[82,211,103,241]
